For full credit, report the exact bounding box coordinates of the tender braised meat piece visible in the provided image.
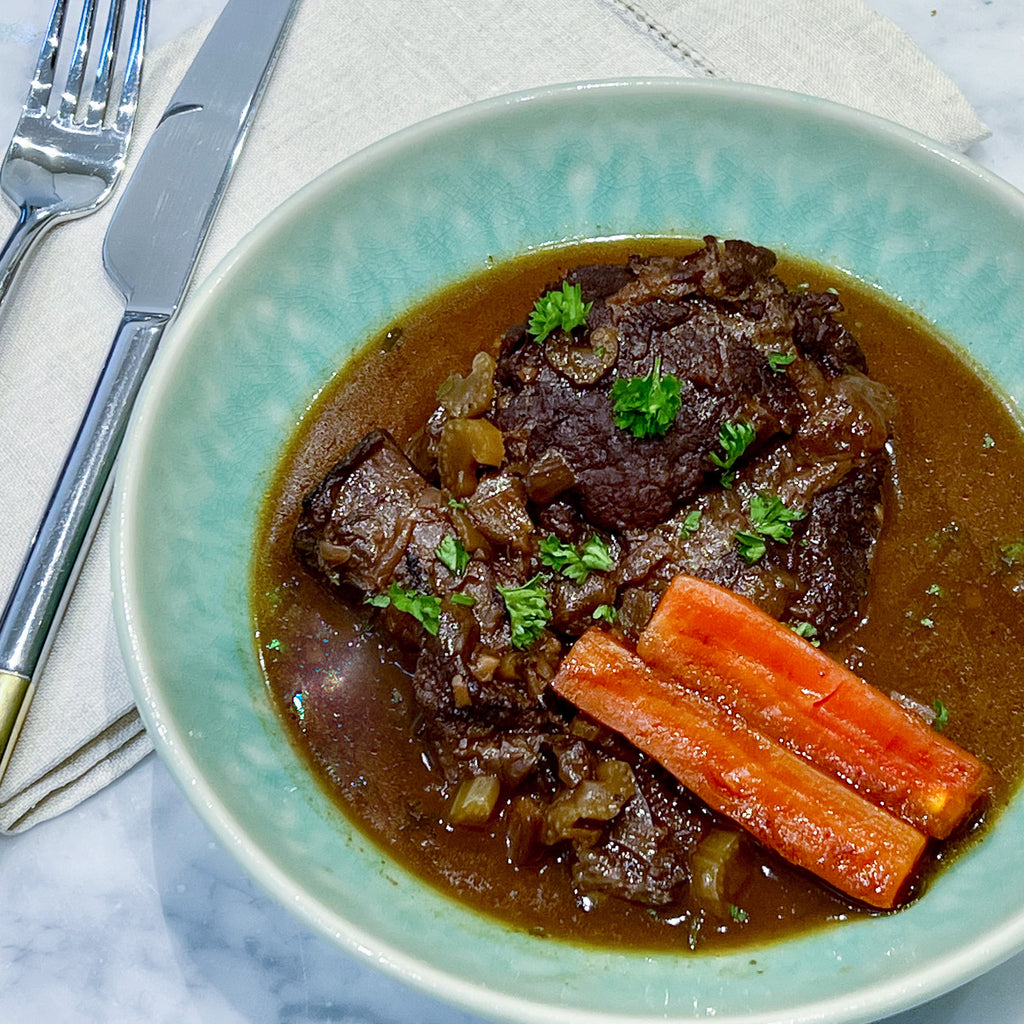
[613,455,886,639]
[492,333,725,531]
[571,760,706,906]
[294,429,557,714]
[491,237,865,531]
[783,456,887,632]
[293,429,431,595]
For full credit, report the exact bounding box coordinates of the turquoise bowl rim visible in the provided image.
[113,78,1024,1024]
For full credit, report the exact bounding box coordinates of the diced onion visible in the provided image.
[690,828,742,911]
[539,759,637,844]
[437,418,505,497]
[449,775,500,826]
[436,352,497,418]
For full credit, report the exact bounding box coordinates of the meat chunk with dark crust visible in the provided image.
[491,237,865,531]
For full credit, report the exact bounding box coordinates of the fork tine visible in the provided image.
[57,0,99,121]
[24,0,69,116]
[84,0,127,128]
[113,0,147,136]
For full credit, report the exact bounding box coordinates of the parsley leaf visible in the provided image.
[367,584,442,635]
[733,492,806,564]
[734,530,767,565]
[729,904,749,924]
[788,620,820,646]
[748,492,806,543]
[679,509,702,539]
[932,698,949,732]
[389,585,442,635]
[610,356,683,439]
[592,604,617,624]
[528,281,593,343]
[579,535,614,571]
[538,536,577,574]
[450,592,476,607]
[435,535,470,576]
[999,540,1024,567]
[710,420,756,485]
[498,575,552,649]
[766,351,796,373]
[540,534,614,584]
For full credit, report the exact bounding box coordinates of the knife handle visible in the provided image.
[0,312,167,784]
[0,670,33,782]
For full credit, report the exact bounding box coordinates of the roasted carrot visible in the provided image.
[551,628,927,910]
[636,575,990,839]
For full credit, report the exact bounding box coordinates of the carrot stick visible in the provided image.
[636,575,990,839]
[551,628,927,910]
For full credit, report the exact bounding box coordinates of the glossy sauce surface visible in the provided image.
[252,239,1024,951]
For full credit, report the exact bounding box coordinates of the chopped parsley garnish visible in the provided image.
[679,509,702,539]
[540,534,614,583]
[447,497,466,510]
[364,584,442,636]
[788,621,820,646]
[729,904,749,924]
[932,698,949,732]
[498,575,552,649]
[926,520,961,551]
[734,530,767,565]
[592,604,617,624]
[767,351,797,373]
[748,492,806,543]
[450,592,476,607]
[528,281,592,343]
[610,356,682,439]
[710,420,756,486]
[436,535,470,576]
[999,540,1024,567]
[390,586,442,635]
[734,492,806,564]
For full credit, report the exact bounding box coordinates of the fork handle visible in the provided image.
[0,310,167,783]
[0,204,54,311]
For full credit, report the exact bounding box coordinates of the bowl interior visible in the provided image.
[114,79,1024,1024]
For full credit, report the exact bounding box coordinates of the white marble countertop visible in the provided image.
[2,1,1023,1022]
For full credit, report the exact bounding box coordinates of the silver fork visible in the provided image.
[0,0,147,309]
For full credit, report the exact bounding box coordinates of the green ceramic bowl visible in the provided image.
[113,80,1024,1024]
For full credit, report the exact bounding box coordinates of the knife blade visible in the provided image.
[0,0,300,784]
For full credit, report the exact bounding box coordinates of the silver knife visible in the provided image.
[0,0,300,783]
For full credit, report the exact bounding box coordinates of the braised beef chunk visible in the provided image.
[571,759,706,907]
[293,429,557,714]
[293,236,895,916]
[491,238,865,531]
[782,456,887,632]
[294,429,430,594]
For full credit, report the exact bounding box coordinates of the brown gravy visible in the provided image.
[252,238,1024,951]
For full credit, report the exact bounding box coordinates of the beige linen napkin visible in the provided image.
[0,0,987,833]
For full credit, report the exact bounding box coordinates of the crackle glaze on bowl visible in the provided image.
[113,80,1024,1024]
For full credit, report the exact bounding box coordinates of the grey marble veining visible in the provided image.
[1,1,1024,1022]
[873,0,1024,184]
